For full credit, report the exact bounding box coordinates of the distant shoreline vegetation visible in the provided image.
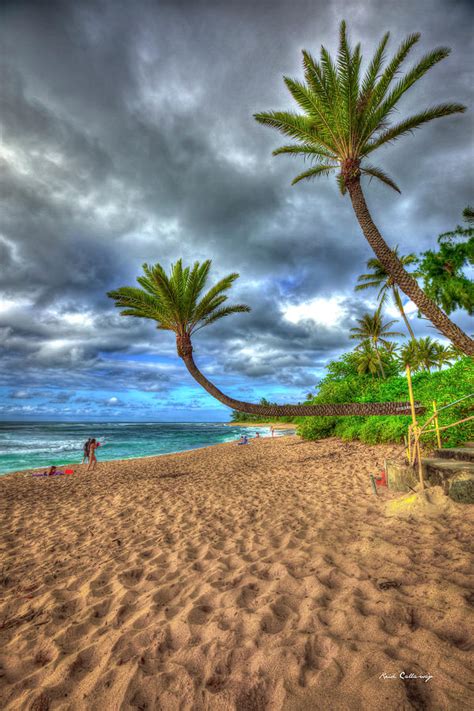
[231,357,474,447]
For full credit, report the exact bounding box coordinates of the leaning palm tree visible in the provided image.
[355,249,418,340]
[254,21,473,355]
[350,312,404,377]
[108,260,421,416]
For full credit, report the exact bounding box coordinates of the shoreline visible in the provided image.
[0,428,295,479]
[226,421,297,430]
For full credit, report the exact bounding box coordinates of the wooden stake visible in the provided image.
[433,400,441,449]
[406,365,417,429]
[406,365,424,490]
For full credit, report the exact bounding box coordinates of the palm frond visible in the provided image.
[283,77,339,151]
[336,172,347,195]
[361,164,401,193]
[254,111,321,145]
[358,32,390,109]
[367,32,420,111]
[272,143,336,161]
[367,47,454,134]
[365,103,466,153]
[292,164,337,185]
[301,49,332,112]
[194,304,251,331]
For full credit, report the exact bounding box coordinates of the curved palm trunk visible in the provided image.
[393,287,416,341]
[347,179,474,355]
[176,335,423,417]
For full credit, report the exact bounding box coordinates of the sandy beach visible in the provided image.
[0,436,473,710]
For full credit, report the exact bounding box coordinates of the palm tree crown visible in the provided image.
[108,260,250,356]
[255,20,465,193]
[350,313,404,349]
[350,312,404,378]
[355,248,419,339]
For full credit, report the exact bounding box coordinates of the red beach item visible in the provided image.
[375,470,387,487]
[64,468,74,475]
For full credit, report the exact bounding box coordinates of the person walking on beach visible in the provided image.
[87,439,98,471]
[82,438,92,464]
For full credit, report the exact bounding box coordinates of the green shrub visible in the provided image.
[297,357,473,446]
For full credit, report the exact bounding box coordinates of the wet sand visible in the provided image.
[0,436,472,710]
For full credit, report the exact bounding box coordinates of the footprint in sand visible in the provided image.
[118,567,144,587]
[68,645,98,681]
[236,583,259,609]
[187,604,213,625]
[259,601,291,635]
[89,598,111,622]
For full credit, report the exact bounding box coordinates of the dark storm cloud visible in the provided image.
[0,0,473,415]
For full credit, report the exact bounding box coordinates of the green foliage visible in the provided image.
[399,337,455,372]
[418,224,474,315]
[296,357,473,447]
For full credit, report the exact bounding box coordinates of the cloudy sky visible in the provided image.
[1,0,472,422]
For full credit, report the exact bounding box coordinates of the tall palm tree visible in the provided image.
[350,312,404,377]
[355,249,418,340]
[254,21,473,355]
[108,260,421,416]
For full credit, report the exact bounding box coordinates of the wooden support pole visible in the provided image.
[406,365,417,429]
[407,424,412,464]
[433,400,441,449]
[406,365,424,490]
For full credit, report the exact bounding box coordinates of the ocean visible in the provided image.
[0,421,293,475]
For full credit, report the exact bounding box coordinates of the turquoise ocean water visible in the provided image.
[0,422,293,475]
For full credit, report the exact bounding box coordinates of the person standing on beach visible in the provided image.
[87,439,98,471]
[82,438,92,464]
[271,426,275,438]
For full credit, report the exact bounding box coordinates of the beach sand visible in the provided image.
[0,436,472,710]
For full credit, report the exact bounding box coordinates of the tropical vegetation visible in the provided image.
[296,356,473,447]
[349,312,404,378]
[417,218,474,316]
[255,21,474,354]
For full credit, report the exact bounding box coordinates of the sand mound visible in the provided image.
[1,437,473,710]
[385,485,459,518]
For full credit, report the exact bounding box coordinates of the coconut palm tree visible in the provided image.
[350,312,404,377]
[415,337,447,373]
[108,260,421,416]
[400,336,450,373]
[434,343,455,370]
[254,21,473,355]
[352,341,381,378]
[355,249,418,340]
[399,340,421,372]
